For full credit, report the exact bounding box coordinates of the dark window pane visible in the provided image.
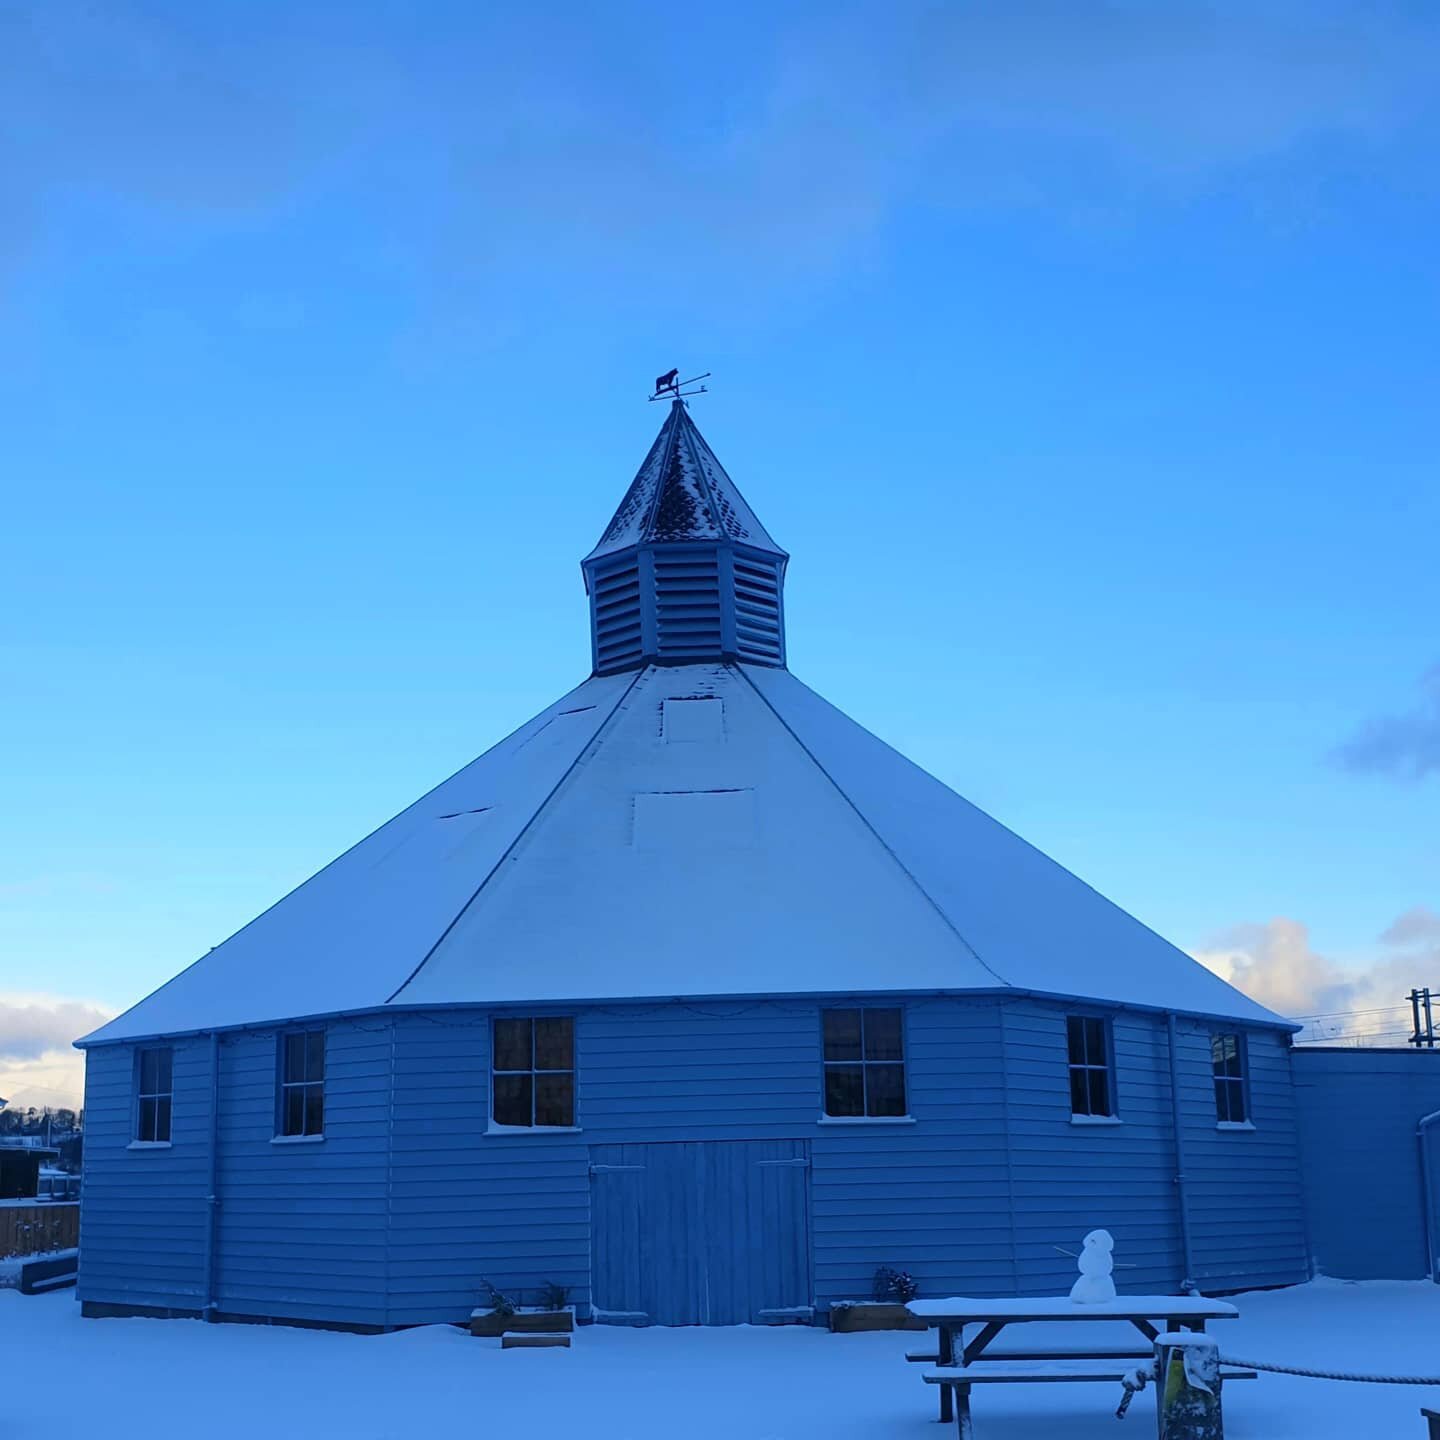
[535,1018,573,1072]
[494,1018,532,1072]
[304,1085,324,1136]
[284,1032,306,1084]
[1234,1083,1248,1123]
[1069,1068,1090,1116]
[535,1073,574,1127]
[1066,1016,1086,1066]
[823,1009,862,1062]
[140,1050,159,1094]
[306,1031,325,1083]
[138,1096,157,1142]
[824,1064,864,1116]
[1088,1068,1112,1118]
[1212,1034,1241,1078]
[493,1073,533,1127]
[863,1009,903,1061]
[157,1047,173,1092]
[1214,1078,1230,1123]
[156,1096,172,1143]
[1085,1019,1106,1065]
[866,1064,907,1117]
[283,1087,305,1136]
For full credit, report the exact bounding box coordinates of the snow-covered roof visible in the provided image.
[82,661,1286,1045]
[585,401,785,562]
[80,403,1287,1046]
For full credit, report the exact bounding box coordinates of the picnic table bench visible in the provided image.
[906,1294,1243,1435]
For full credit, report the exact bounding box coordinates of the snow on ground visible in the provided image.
[4,1279,1437,1438]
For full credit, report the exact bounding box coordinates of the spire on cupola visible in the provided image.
[582,400,789,674]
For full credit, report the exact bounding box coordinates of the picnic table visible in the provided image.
[906,1294,1242,1433]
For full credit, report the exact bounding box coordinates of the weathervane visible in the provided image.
[650,368,711,403]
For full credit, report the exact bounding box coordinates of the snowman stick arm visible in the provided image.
[1051,1245,1137,1267]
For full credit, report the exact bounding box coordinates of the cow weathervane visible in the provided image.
[650,367,711,403]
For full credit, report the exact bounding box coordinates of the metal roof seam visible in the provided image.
[733,662,1011,988]
[383,665,649,1006]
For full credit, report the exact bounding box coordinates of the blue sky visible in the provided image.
[3,1,1438,1104]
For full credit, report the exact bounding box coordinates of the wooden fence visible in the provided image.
[0,1204,79,1259]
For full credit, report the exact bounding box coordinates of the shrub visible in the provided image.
[480,1278,518,1316]
[873,1265,919,1304]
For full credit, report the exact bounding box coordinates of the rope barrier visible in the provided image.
[1114,1368,1150,1418]
[1110,1351,1440,1421]
[1218,1356,1440,1386]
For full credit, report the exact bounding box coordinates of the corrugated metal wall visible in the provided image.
[1293,1048,1440,1280]
[78,994,1313,1327]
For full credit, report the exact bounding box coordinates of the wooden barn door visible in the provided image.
[589,1139,811,1325]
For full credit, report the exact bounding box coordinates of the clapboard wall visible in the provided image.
[79,993,1310,1327]
[1292,1048,1440,1280]
[78,1037,212,1311]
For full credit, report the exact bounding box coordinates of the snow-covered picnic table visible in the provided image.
[906,1294,1241,1432]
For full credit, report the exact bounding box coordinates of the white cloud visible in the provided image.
[1194,910,1440,1042]
[0,993,111,1113]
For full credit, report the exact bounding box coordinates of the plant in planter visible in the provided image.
[538,1281,570,1311]
[469,1278,576,1337]
[873,1266,919,1304]
[481,1279,518,1317]
[828,1265,926,1332]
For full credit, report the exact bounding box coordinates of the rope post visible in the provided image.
[1156,1333,1224,1440]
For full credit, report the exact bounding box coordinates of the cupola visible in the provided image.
[582,401,788,674]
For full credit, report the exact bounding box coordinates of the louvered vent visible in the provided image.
[732,556,784,665]
[582,402,788,673]
[654,553,723,660]
[590,557,643,673]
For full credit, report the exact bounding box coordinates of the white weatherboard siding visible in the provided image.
[83,658,1281,1043]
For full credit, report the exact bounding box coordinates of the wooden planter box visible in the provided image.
[829,1302,927,1333]
[470,1307,575,1338]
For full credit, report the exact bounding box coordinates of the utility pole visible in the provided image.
[1409,988,1437,1049]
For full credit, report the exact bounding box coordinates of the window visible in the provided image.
[135,1047,173,1142]
[822,1007,907,1117]
[278,1029,325,1137]
[1212,1033,1248,1124]
[1067,1016,1115,1117]
[492,1017,575,1127]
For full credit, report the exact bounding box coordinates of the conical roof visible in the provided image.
[81,405,1288,1046]
[82,661,1285,1044]
[585,401,785,562]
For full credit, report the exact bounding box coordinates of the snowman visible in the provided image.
[1068,1229,1116,1304]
